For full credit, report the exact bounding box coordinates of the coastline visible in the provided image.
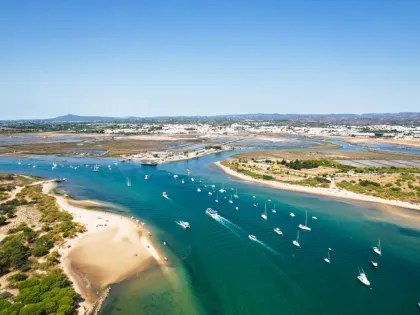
[214,161,420,212]
[42,182,163,315]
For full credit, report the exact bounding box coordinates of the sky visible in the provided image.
[0,0,419,119]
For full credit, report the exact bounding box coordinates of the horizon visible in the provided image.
[1,1,420,119]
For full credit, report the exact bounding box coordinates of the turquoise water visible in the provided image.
[1,153,420,314]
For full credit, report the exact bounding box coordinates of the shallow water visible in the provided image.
[1,153,420,315]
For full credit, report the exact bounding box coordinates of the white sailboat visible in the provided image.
[324,249,331,264]
[261,203,268,220]
[298,211,311,231]
[215,192,219,203]
[292,230,300,248]
[271,204,276,213]
[219,183,226,193]
[229,194,233,204]
[233,189,239,199]
[373,239,382,256]
[93,165,99,172]
[357,268,370,286]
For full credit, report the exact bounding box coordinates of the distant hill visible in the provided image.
[47,114,121,122]
[2,112,417,125]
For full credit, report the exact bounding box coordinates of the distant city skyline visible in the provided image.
[1,1,419,119]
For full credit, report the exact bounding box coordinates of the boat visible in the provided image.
[211,185,215,189]
[233,189,239,199]
[208,192,212,196]
[357,268,370,286]
[141,161,158,166]
[298,211,311,231]
[179,221,190,229]
[324,249,331,264]
[373,239,382,256]
[206,208,218,218]
[93,165,99,172]
[191,178,195,182]
[312,216,318,220]
[292,231,300,247]
[127,180,131,187]
[249,235,257,241]
[187,169,191,175]
[145,175,149,180]
[252,195,256,199]
[261,203,268,220]
[271,204,276,213]
[274,228,283,236]
[197,188,201,192]
[162,192,168,198]
[229,194,233,204]
[215,193,219,203]
[371,261,378,268]
[219,184,226,193]
[253,204,257,207]
[174,175,178,179]
[235,207,239,211]
[290,212,295,217]
[17,161,21,165]
[181,179,185,184]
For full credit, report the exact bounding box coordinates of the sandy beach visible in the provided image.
[42,182,163,314]
[214,161,420,212]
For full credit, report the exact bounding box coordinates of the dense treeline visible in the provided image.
[0,185,85,314]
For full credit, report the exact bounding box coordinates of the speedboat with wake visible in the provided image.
[205,208,218,218]
[357,268,370,286]
[249,235,257,241]
[162,192,168,198]
[178,221,190,229]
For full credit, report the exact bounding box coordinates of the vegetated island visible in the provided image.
[0,174,164,315]
[215,150,420,211]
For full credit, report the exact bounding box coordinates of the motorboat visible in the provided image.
[205,208,218,218]
[233,189,239,199]
[179,221,190,229]
[312,216,318,220]
[290,212,296,217]
[93,165,99,172]
[197,188,201,192]
[371,261,378,268]
[229,194,233,204]
[357,268,370,286]
[145,175,149,180]
[293,231,301,248]
[191,178,195,182]
[181,179,185,184]
[235,207,239,211]
[162,192,168,198]
[208,192,213,196]
[274,228,283,236]
[174,175,178,179]
[298,211,311,231]
[249,235,257,241]
[373,239,382,256]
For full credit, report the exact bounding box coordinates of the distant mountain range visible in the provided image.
[2,112,419,125]
[42,112,420,124]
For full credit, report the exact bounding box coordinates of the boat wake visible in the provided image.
[255,240,279,255]
[213,215,242,237]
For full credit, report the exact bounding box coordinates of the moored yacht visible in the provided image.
[373,239,382,256]
[208,191,212,196]
[261,203,268,220]
[229,194,233,204]
[233,189,239,199]
[205,208,218,218]
[298,211,311,231]
[271,204,276,213]
[357,268,370,286]
[292,231,300,248]
[274,228,283,236]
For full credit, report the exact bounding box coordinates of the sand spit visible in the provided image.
[215,161,420,212]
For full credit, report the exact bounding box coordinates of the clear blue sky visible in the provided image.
[1,1,419,119]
